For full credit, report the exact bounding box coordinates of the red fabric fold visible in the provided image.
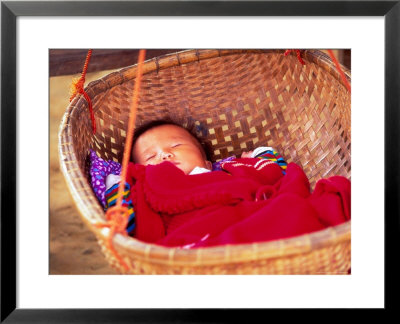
[127,159,351,248]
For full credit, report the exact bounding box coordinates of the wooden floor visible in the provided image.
[50,69,119,274]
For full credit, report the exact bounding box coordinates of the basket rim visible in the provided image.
[58,49,351,267]
[84,49,350,98]
[100,220,351,267]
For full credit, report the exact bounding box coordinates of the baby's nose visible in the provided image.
[161,151,173,160]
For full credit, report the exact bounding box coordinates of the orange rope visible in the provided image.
[95,50,147,271]
[70,49,96,133]
[116,49,146,208]
[327,49,351,94]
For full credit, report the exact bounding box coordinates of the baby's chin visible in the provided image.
[173,163,196,175]
[177,166,192,175]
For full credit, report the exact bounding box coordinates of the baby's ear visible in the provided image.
[205,160,213,171]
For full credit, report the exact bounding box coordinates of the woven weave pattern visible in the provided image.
[68,50,350,188]
[59,49,351,274]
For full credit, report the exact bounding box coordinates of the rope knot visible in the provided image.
[94,205,131,272]
[69,77,86,101]
[69,49,96,134]
[105,206,130,234]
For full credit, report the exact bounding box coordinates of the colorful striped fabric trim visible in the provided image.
[255,149,287,174]
[105,182,136,235]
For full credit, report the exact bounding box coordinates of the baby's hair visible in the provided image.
[132,117,214,162]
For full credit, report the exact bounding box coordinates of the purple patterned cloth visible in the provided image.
[212,155,236,171]
[89,150,121,207]
[89,149,236,207]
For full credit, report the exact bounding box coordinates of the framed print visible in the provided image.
[1,0,399,322]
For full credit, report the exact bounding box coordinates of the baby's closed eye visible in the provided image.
[145,154,156,161]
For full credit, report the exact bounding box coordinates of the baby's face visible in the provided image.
[132,124,211,174]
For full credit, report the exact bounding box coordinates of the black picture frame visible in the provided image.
[1,0,399,322]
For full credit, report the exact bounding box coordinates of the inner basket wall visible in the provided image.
[69,51,351,192]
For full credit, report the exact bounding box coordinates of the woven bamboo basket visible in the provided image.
[59,49,351,274]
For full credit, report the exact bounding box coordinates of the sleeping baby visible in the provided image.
[102,118,350,248]
[104,119,287,237]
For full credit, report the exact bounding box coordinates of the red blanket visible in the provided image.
[126,158,350,248]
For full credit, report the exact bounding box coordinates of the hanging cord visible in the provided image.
[284,49,305,65]
[95,50,147,271]
[69,49,96,134]
[284,49,351,94]
[115,49,146,209]
[326,49,351,94]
